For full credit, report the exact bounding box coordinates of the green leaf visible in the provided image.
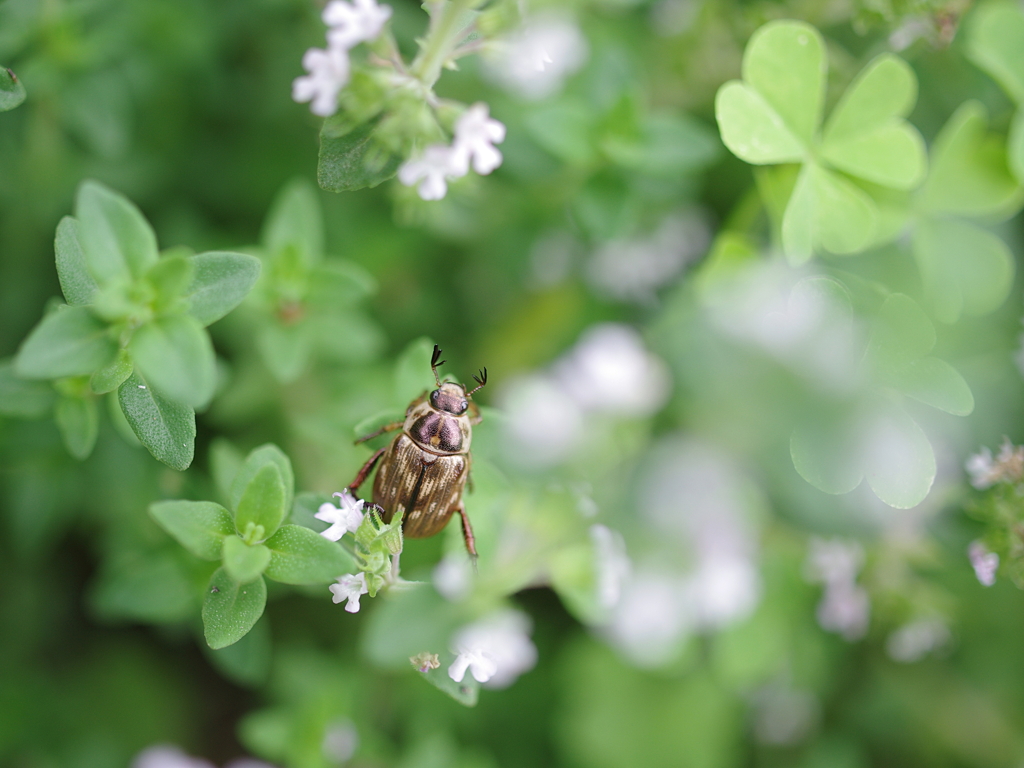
[891,357,975,415]
[130,314,216,408]
[256,321,312,384]
[75,180,159,284]
[117,371,196,470]
[14,305,116,379]
[263,525,356,585]
[306,260,377,306]
[919,101,1024,218]
[822,55,918,141]
[861,406,935,509]
[222,535,272,584]
[149,499,235,560]
[781,161,815,265]
[602,113,720,175]
[742,21,825,145]
[184,251,261,327]
[262,178,324,265]
[715,81,806,164]
[229,444,295,516]
[0,66,26,111]
[90,348,133,394]
[820,122,926,190]
[89,550,195,624]
[913,218,1014,323]
[210,438,244,504]
[791,416,863,496]
[0,359,55,417]
[318,117,401,193]
[395,336,436,405]
[54,217,98,306]
[869,293,935,369]
[524,100,596,165]
[144,254,194,310]
[55,394,98,460]
[234,463,288,538]
[1010,107,1024,184]
[781,163,877,262]
[420,663,480,707]
[965,2,1024,103]
[202,569,267,649]
[204,617,271,687]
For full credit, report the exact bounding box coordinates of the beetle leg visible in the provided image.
[457,503,478,563]
[354,421,403,445]
[348,446,387,493]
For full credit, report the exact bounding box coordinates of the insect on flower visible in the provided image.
[348,345,487,558]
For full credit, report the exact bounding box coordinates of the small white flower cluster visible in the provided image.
[965,437,1024,489]
[968,540,999,587]
[500,323,671,467]
[447,609,538,688]
[398,103,506,200]
[483,13,588,100]
[805,537,870,641]
[132,746,276,768]
[315,490,370,612]
[292,0,393,117]
[886,617,951,663]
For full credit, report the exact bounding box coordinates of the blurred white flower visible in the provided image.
[687,554,761,628]
[323,0,392,49]
[555,323,671,416]
[132,747,215,768]
[398,144,467,201]
[315,490,365,541]
[603,570,691,667]
[452,103,506,175]
[499,373,585,467]
[805,537,869,641]
[448,609,538,688]
[433,554,473,601]
[886,617,950,662]
[224,761,278,768]
[292,47,350,117]
[591,524,631,610]
[751,685,819,745]
[322,718,359,763]
[484,14,587,99]
[586,212,710,304]
[330,572,369,612]
[968,540,999,586]
[966,438,1024,489]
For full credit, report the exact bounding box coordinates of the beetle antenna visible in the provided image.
[467,367,488,397]
[431,344,446,387]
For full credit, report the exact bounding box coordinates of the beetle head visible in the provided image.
[430,382,469,415]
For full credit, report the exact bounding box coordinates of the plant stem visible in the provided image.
[411,0,475,87]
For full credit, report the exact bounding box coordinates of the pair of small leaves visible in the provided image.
[12,180,260,467]
[150,444,354,648]
[716,21,927,263]
[789,290,972,508]
[966,2,1024,184]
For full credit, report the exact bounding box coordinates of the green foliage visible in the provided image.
[0,66,26,111]
[118,372,196,470]
[202,568,268,650]
[318,117,401,192]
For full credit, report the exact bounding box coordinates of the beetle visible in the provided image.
[347,345,486,558]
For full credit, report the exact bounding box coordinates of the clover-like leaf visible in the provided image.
[263,525,356,585]
[75,180,159,284]
[202,568,267,650]
[149,500,235,560]
[15,305,117,380]
[715,82,805,165]
[117,371,196,470]
[965,2,1024,104]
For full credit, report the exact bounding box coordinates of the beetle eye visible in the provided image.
[460,400,468,412]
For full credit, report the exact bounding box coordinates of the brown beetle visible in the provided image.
[348,345,486,557]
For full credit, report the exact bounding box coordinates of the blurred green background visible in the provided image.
[4,0,1024,766]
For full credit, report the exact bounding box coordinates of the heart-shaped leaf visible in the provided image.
[715,82,805,164]
[965,2,1024,103]
[781,163,877,262]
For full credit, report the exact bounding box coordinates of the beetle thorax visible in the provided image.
[404,395,472,455]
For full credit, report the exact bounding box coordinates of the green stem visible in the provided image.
[411,0,474,87]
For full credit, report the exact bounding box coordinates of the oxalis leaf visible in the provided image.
[318,116,401,193]
[117,371,196,470]
[0,66,26,111]
[202,568,267,649]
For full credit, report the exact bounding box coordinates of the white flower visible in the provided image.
[968,540,999,586]
[452,103,506,175]
[805,537,864,586]
[484,14,588,100]
[966,438,1024,489]
[805,537,870,641]
[448,610,537,688]
[131,746,215,768]
[321,719,359,763]
[330,572,369,612]
[602,569,691,667]
[315,490,365,541]
[323,0,392,49]
[433,554,473,601]
[398,144,467,201]
[498,373,584,467]
[292,47,350,117]
[886,617,950,662]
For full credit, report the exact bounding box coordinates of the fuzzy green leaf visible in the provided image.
[130,314,216,408]
[234,463,288,538]
[1010,107,1024,184]
[202,569,267,650]
[54,217,98,306]
[0,359,55,417]
[822,55,918,141]
[149,500,235,560]
[318,117,401,193]
[117,371,196,470]
[75,180,159,284]
[715,81,805,165]
[145,255,195,310]
[263,524,356,585]
[0,67,26,111]
[222,536,272,584]
[185,251,262,327]
[90,348,133,394]
[229,444,295,516]
[55,394,99,460]
[15,305,116,380]
[262,178,324,265]
[256,321,313,384]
